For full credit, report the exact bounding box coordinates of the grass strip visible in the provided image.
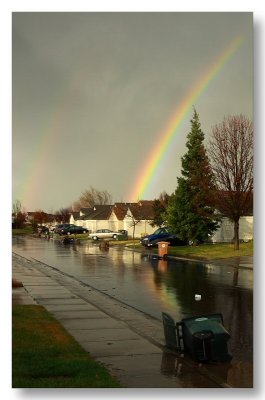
[12,305,121,388]
[167,241,253,260]
[127,241,253,260]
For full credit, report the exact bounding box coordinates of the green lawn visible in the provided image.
[167,241,253,260]
[12,227,34,235]
[12,305,121,388]
[122,239,253,260]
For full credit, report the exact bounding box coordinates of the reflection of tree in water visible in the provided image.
[214,264,252,364]
[225,284,253,362]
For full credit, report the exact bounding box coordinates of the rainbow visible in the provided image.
[16,67,88,210]
[128,34,243,202]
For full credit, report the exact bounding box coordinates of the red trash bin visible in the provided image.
[157,241,170,259]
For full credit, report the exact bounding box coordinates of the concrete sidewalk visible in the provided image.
[12,252,228,388]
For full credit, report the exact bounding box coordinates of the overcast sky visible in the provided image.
[12,12,253,212]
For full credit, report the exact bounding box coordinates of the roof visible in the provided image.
[128,201,155,220]
[71,212,81,220]
[82,205,113,220]
[80,207,93,215]
[112,203,129,220]
[70,201,155,221]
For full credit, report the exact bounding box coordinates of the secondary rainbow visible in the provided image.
[128,34,243,202]
[16,67,87,209]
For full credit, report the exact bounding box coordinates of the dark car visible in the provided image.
[54,224,72,234]
[60,225,89,235]
[37,225,49,234]
[140,227,186,247]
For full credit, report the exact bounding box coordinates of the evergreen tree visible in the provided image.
[165,108,219,244]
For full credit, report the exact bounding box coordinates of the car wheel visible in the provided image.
[113,234,117,239]
[83,230,87,234]
[92,236,98,241]
[67,232,71,235]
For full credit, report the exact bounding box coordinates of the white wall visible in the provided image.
[211,216,253,243]
[69,215,76,225]
[124,219,154,238]
[108,211,120,231]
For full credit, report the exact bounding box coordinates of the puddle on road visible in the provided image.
[12,236,253,387]
[160,350,252,388]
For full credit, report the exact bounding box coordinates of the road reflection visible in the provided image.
[12,236,253,386]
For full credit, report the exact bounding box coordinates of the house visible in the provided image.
[70,205,113,232]
[211,216,253,243]
[70,201,155,237]
[108,203,129,232]
[211,191,253,243]
[123,201,155,237]
[69,195,253,242]
[25,212,60,227]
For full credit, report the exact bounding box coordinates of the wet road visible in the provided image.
[12,236,253,386]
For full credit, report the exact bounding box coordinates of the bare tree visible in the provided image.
[125,212,141,240]
[12,199,22,214]
[33,210,50,225]
[72,186,112,211]
[126,202,153,240]
[208,115,253,249]
[12,200,26,228]
[55,207,71,223]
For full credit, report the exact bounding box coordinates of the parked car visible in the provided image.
[37,225,49,234]
[54,224,72,234]
[140,227,186,247]
[61,225,89,235]
[89,229,121,240]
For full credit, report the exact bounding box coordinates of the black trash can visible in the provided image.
[181,313,232,362]
[162,312,181,350]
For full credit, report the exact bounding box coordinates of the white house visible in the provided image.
[211,216,253,243]
[69,199,253,242]
[70,201,155,238]
[123,201,155,237]
[211,191,253,243]
[70,205,113,232]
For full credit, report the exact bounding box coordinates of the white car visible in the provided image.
[89,229,121,240]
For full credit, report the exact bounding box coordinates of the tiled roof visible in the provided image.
[112,203,129,220]
[82,205,113,220]
[70,201,155,221]
[71,212,80,220]
[80,207,93,214]
[128,201,155,220]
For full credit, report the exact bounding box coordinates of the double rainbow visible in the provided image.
[128,34,243,202]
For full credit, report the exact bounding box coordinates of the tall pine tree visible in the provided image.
[166,108,219,244]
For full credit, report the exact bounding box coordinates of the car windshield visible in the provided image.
[153,227,168,234]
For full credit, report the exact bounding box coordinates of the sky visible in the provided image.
[12,11,253,212]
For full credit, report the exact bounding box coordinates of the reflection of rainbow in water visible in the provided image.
[128,34,243,202]
[113,251,182,314]
[145,258,182,315]
[157,283,182,317]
